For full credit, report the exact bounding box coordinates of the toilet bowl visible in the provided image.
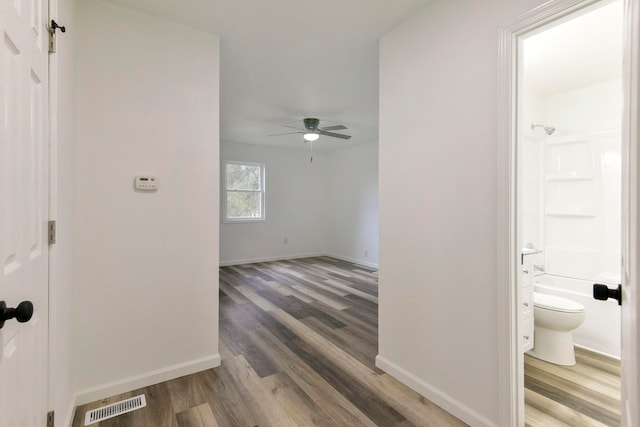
[527,292,585,366]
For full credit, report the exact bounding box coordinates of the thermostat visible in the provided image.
[134,176,158,192]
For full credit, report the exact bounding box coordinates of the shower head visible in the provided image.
[531,123,556,136]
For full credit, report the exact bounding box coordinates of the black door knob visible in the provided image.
[0,300,34,329]
[593,284,622,306]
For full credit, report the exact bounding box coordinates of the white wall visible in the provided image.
[326,144,379,267]
[74,0,220,403]
[548,80,622,132]
[220,142,328,265]
[50,0,76,424]
[377,1,548,425]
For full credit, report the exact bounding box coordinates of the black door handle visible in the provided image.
[593,284,622,306]
[0,300,34,329]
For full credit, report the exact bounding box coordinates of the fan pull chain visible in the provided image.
[310,141,313,163]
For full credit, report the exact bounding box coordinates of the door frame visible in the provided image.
[497,0,640,425]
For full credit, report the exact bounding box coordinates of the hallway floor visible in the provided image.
[72,257,465,427]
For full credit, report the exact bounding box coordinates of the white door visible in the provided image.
[621,0,640,424]
[0,0,50,425]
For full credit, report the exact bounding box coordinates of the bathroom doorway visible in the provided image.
[498,0,640,425]
[517,1,623,424]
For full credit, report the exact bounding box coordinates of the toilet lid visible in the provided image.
[534,293,584,313]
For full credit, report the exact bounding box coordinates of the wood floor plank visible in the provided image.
[290,283,352,310]
[524,347,620,426]
[176,403,219,427]
[166,371,211,414]
[249,326,381,427]
[219,317,280,378]
[256,308,410,425]
[205,360,267,427]
[222,355,300,427]
[233,284,276,311]
[257,289,347,329]
[524,364,620,417]
[525,354,620,399]
[262,371,339,427]
[301,315,377,370]
[323,278,379,303]
[524,388,609,427]
[575,347,621,377]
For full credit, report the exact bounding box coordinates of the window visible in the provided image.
[223,161,265,222]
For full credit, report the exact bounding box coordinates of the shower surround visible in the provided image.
[521,79,622,358]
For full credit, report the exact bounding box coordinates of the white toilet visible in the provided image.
[527,292,585,366]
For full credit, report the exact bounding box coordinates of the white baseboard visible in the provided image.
[375,354,497,427]
[220,252,379,269]
[574,343,621,361]
[219,252,326,266]
[62,395,77,427]
[325,252,379,269]
[73,353,221,408]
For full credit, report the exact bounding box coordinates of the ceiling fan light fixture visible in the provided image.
[303,132,319,141]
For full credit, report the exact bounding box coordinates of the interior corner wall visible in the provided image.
[50,0,76,424]
[73,0,220,402]
[326,144,379,267]
[377,0,548,425]
[219,142,328,265]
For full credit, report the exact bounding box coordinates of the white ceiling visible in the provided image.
[100,0,432,151]
[523,0,622,97]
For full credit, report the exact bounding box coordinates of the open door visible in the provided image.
[621,0,640,424]
[0,0,50,425]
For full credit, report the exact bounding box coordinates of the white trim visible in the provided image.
[622,0,640,424]
[62,395,77,427]
[219,252,327,267]
[222,160,266,223]
[324,253,379,269]
[375,355,497,427]
[497,22,520,427]
[497,1,615,425]
[220,252,379,269]
[574,343,621,361]
[73,353,221,407]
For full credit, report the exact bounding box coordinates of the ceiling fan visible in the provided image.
[270,118,351,141]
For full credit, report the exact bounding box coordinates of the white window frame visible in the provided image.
[222,161,266,223]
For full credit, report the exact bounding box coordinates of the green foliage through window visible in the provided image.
[224,162,265,220]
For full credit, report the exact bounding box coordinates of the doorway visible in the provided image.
[497,0,640,426]
[517,3,623,424]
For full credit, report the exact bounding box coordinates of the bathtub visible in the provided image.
[534,274,621,358]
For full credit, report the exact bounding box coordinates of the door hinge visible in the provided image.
[47,411,54,427]
[48,30,55,54]
[48,220,56,245]
[48,20,66,54]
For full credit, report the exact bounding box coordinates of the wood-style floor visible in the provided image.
[72,256,621,427]
[524,347,621,427]
[72,257,465,427]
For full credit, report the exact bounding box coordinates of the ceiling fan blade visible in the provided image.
[319,125,347,131]
[282,125,305,131]
[319,130,351,140]
[269,131,303,136]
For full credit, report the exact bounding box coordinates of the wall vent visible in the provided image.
[84,394,146,425]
